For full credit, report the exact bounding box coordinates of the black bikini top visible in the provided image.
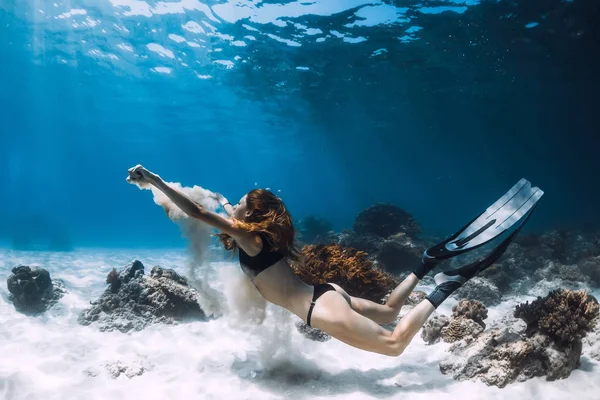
[238,232,285,278]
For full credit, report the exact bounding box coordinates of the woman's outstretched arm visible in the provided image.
[127,165,246,241]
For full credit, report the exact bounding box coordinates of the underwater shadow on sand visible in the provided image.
[231,355,453,399]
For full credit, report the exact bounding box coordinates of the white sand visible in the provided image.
[1,248,599,400]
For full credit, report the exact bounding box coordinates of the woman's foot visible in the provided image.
[412,257,442,280]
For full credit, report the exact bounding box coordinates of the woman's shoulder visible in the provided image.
[240,231,266,256]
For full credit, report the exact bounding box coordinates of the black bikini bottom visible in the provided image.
[306,283,336,327]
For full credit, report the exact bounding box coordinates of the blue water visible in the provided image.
[1,0,598,249]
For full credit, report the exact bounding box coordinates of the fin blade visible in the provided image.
[453,178,531,240]
[424,178,544,260]
[446,186,543,251]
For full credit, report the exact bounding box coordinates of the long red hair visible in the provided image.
[217,189,301,261]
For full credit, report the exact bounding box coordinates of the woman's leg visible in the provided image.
[307,290,404,356]
[308,288,435,357]
[309,234,521,356]
[329,273,421,324]
[390,299,435,351]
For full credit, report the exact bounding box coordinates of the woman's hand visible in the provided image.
[213,193,234,217]
[126,164,159,188]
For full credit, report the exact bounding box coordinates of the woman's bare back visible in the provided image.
[251,259,315,321]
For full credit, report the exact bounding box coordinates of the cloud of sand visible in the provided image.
[130,180,266,322]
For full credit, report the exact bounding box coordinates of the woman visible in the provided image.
[126,164,538,357]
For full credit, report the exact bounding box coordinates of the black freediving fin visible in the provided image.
[423,178,544,263]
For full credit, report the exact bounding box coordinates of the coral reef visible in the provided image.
[533,262,590,286]
[338,231,383,256]
[316,204,428,275]
[440,289,597,388]
[374,233,425,275]
[353,204,421,238]
[498,242,541,274]
[525,260,594,297]
[298,216,334,245]
[440,327,583,388]
[421,315,450,345]
[452,277,502,306]
[537,230,566,261]
[514,289,599,345]
[421,300,488,345]
[312,231,343,246]
[79,260,206,333]
[440,317,485,343]
[562,230,600,263]
[6,265,66,314]
[479,265,513,294]
[294,244,399,303]
[579,256,600,287]
[519,229,600,265]
[452,299,488,328]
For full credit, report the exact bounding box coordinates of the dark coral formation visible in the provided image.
[452,299,488,328]
[479,264,514,294]
[106,268,120,291]
[518,229,600,266]
[338,231,383,255]
[149,265,189,286]
[6,265,66,314]
[294,244,399,303]
[337,231,427,275]
[298,216,334,245]
[312,204,429,275]
[452,277,502,306]
[561,230,600,263]
[533,262,590,286]
[312,231,343,246]
[579,256,600,287]
[79,260,206,333]
[353,204,421,238]
[374,233,424,275]
[514,289,599,345]
[536,230,566,261]
[484,242,541,289]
